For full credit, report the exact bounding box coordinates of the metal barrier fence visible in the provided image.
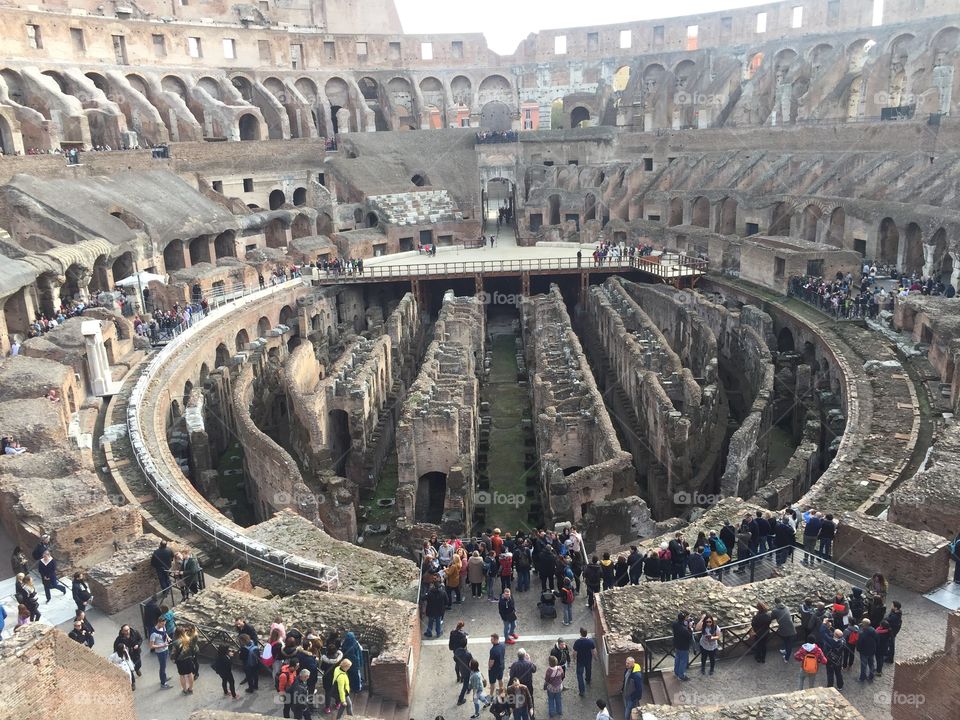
[125,277,339,591]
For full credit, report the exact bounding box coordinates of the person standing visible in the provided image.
[856,620,877,683]
[559,578,575,626]
[544,656,565,718]
[169,626,197,695]
[72,572,92,613]
[454,644,475,706]
[573,627,596,696]
[499,589,518,644]
[771,598,797,662]
[507,649,537,717]
[823,628,845,690]
[751,602,773,663]
[179,549,201,598]
[290,668,314,720]
[583,556,602,609]
[320,642,343,712]
[150,540,174,592]
[333,659,354,719]
[424,582,446,638]
[239,633,260,692]
[213,645,238,700]
[671,612,693,681]
[488,634,506,693]
[885,600,903,664]
[10,546,28,577]
[149,616,173,689]
[468,659,492,719]
[621,656,643,720]
[794,636,828,689]
[109,639,137,690]
[340,631,364,693]
[506,677,532,720]
[696,615,719,675]
[15,574,41,622]
[37,550,67,603]
[450,621,469,682]
[116,625,143,678]
[468,551,486,598]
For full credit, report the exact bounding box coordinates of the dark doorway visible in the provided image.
[328,409,351,477]
[415,471,447,524]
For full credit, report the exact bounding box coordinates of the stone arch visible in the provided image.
[324,77,352,134]
[450,75,472,120]
[827,207,845,247]
[770,202,791,235]
[903,222,923,274]
[801,204,822,243]
[317,212,333,236]
[214,231,236,259]
[357,77,379,101]
[258,316,271,337]
[668,197,683,226]
[613,65,631,92]
[269,189,286,210]
[197,76,222,101]
[265,218,288,248]
[570,106,590,128]
[0,114,16,155]
[163,239,186,271]
[879,217,899,266]
[279,304,296,330]
[112,252,134,282]
[386,76,416,123]
[295,77,318,104]
[365,212,379,228]
[291,213,312,239]
[691,196,710,228]
[90,255,111,294]
[479,101,511,131]
[717,197,738,234]
[3,289,31,340]
[215,342,230,368]
[188,236,212,265]
[777,327,795,353]
[809,44,835,77]
[888,33,917,56]
[161,75,188,99]
[847,39,877,73]
[109,209,146,231]
[235,328,250,351]
[183,379,194,406]
[85,71,110,95]
[415,471,447,524]
[238,113,261,141]
[931,26,960,53]
[292,187,307,206]
[478,74,512,106]
[62,263,88,302]
[198,362,210,387]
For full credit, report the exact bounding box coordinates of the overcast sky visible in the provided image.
[393,0,777,55]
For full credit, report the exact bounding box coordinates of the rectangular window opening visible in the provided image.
[643,158,654,171]
[872,0,884,26]
[686,25,699,51]
[792,6,804,28]
[756,12,767,34]
[452,41,463,58]
[188,37,203,59]
[653,25,664,48]
[388,41,401,60]
[554,35,567,55]
[587,32,599,52]
[619,30,631,49]
[223,38,236,60]
[324,41,336,61]
[259,39,272,62]
[356,41,368,57]
[112,35,128,65]
[26,24,42,50]
[774,257,786,278]
[152,34,166,57]
[290,43,303,69]
[827,0,840,26]
[212,180,223,193]
[70,27,85,53]
[242,178,254,192]
[420,42,433,60]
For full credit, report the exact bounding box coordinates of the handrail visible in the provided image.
[315,254,707,283]
[125,277,340,591]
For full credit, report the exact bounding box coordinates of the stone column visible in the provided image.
[81,320,116,396]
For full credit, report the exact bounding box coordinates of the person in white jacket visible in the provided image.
[110,639,137,690]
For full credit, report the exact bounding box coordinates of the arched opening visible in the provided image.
[279,304,296,331]
[292,187,307,206]
[328,409,351,476]
[570,106,590,128]
[3,288,31,340]
[668,197,683,226]
[90,255,111,294]
[163,240,186,271]
[291,214,312,239]
[183,379,194,407]
[258,316,272,338]
[415,471,447,524]
[879,217,900,266]
[801,204,822,243]
[265,219,287,248]
[562,466,584,477]
[365,212,379,228]
[0,115,17,155]
[550,99,565,129]
[214,231,236,259]
[411,173,428,187]
[691,197,710,227]
[777,327,795,353]
[235,328,250,351]
[62,264,87,303]
[269,190,286,210]
[238,113,260,141]
[479,101,511,131]
[112,252,134,282]
[769,202,791,235]
[904,222,923,274]
[584,193,597,222]
[198,363,210,388]
[215,343,230,368]
[929,227,949,279]
[317,213,333,236]
[613,66,631,93]
[548,194,561,226]
[718,198,738,234]
[188,236,211,265]
[827,207,845,248]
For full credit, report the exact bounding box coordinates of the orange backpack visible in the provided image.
[801,652,819,674]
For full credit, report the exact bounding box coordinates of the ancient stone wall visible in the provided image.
[0,625,136,720]
[396,291,483,534]
[523,284,634,524]
[834,512,950,593]
[891,610,960,720]
[85,533,164,613]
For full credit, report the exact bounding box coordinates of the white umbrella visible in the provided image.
[115,271,167,288]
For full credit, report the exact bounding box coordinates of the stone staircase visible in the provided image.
[368,190,462,226]
[350,690,409,720]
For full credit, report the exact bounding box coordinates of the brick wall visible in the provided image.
[835,513,950,593]
[86,534,164,614]
[891,610,960,720]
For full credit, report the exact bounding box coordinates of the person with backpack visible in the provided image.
[277,656,300,716]
[823,628,845,689]
[214,645,238,700]
[557,579,575,626]
[239,633,260,692]
[499,550,514,593]
[771,598,796,662]
[794,635,827,689]
[583,556,602,609]
[514,541,531,592]
[657,542,672,581]
[841,620,859,669]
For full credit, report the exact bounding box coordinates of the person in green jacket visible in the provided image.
[333,658,353,719]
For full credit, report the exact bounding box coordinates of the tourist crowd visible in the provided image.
[476,131,519,144]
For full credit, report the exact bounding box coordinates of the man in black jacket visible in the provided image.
[117,624,144,677]
[755,511,771,554]
[424,583,446,638]
[671,612,693,681]
[449,621,469,681]
[818,514,836,561]
[583,557,602,609]
[627,547,643,585]
[774,517,795,565]
[454,645,474,705]
[668,535,687,580]
[884,601,902,663]
[719,521,737,561]
[856,620,877,682]
[150,540,174,591]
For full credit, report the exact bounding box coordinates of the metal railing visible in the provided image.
[314,254,707,283]
[126,278,340,591]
